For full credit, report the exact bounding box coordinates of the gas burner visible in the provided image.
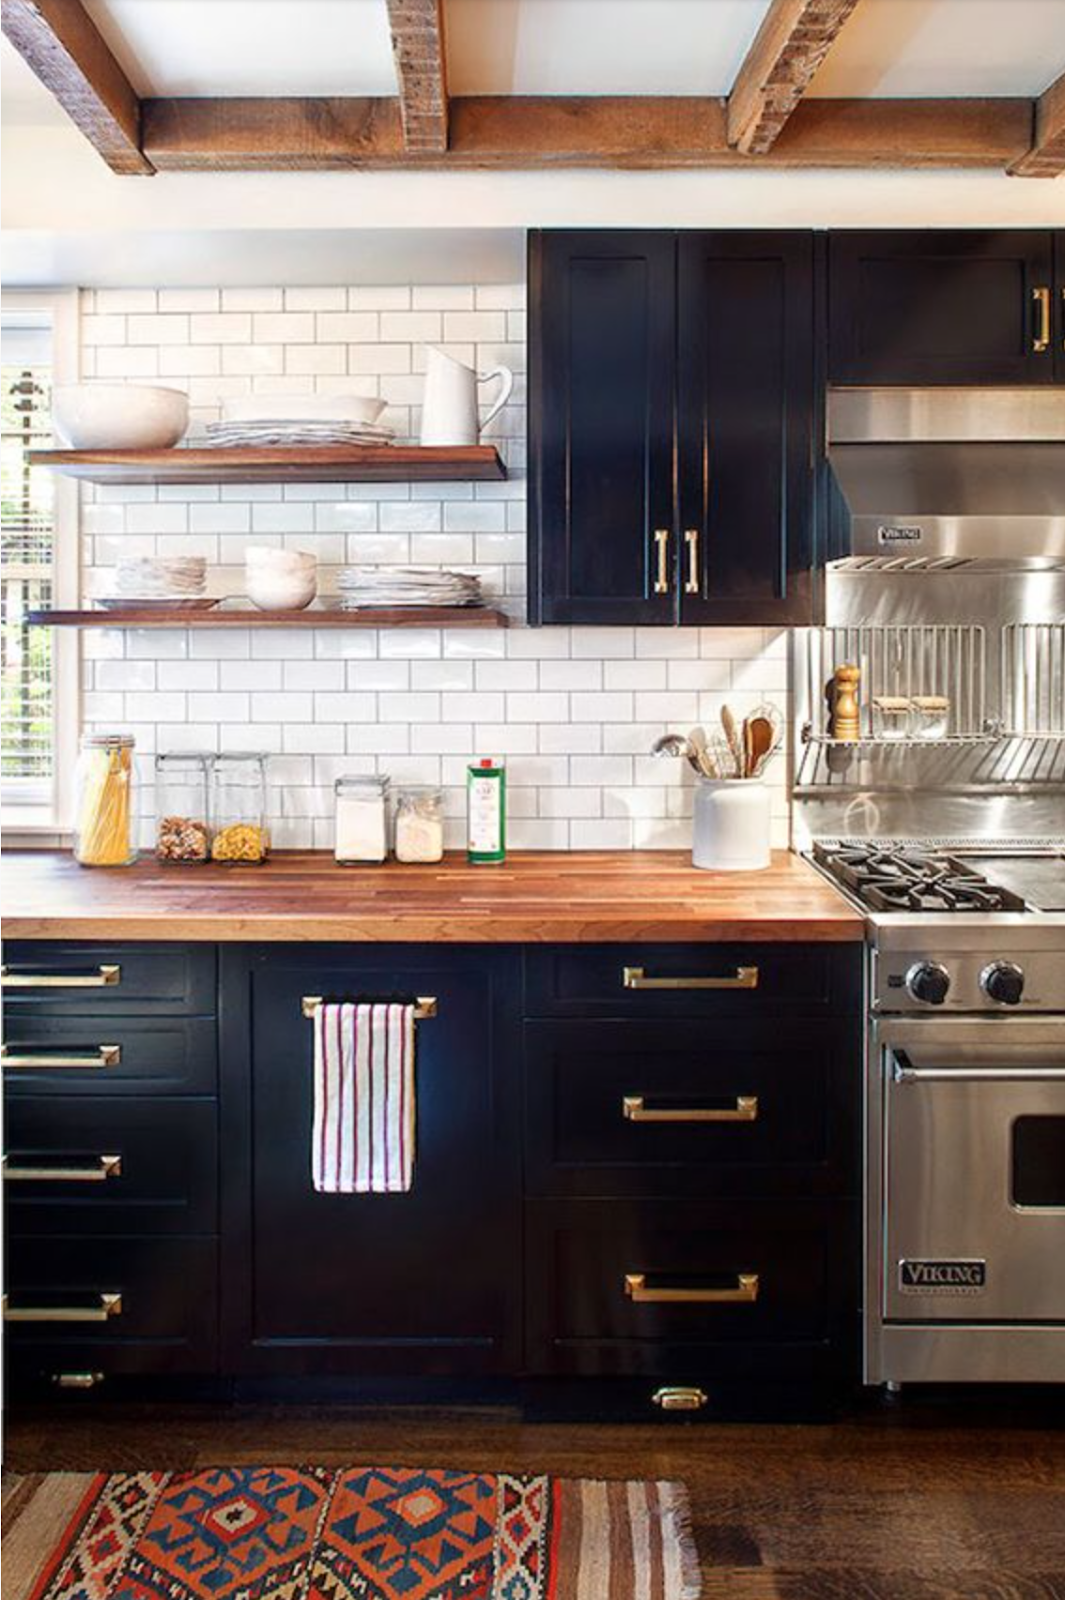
[812,841,1027,915]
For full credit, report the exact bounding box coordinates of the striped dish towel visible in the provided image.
[312,1002,416,1194]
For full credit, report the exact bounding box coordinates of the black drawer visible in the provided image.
[524,1019,858,1197]
[3,1236,218,1377]
[1,943,216,1015]
[4,1097,217,1234]
[524,944,860,1019]
[2,1016,217,1095]
[526,1197,856,1378]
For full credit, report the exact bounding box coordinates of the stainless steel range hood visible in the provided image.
[827,390,1065,569]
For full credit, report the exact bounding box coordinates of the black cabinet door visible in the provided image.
[829,230,1057,385]
[677,232,816,625]
[229,946,521,1376]
[528,231,677,624]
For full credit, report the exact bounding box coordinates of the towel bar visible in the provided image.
[301,995,437,1021]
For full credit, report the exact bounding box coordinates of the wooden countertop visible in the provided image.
[1,850,862,944]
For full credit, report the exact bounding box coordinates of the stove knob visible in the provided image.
[906,961,951,1006]
[981,961,1025,1007]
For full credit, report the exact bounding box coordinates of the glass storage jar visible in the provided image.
[155,752,211,862]
[394,785,445,863]
[74,733,137,867]
[211,752,270,863]
[335,774,390,864]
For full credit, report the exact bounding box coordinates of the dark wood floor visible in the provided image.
[5,1397,1065,1599]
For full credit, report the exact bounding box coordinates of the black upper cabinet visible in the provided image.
[829,230,1058,386]
[1056,232,1065,386]
[677,233,816,626]
[528,229,817,627]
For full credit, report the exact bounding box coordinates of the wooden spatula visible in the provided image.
[743,714,775,778]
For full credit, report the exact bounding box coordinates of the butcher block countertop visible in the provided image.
[1,850,862,943]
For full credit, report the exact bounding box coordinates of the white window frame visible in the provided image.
[1,287,81,835]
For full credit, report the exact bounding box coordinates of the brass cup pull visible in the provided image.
[1,1045,121,1071]
[625,1273,759,1305]
[0,964,120,989]
[622,965,759,991]
[623,1094,758,1123]
[1032,286,1052,354]
[652,528,670,595]
[683,528,699,595]
[3,1154,122,1184]
[3,1292,122,1324]
[652,1386,708,1412]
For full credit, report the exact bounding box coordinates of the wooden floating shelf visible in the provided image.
[26,606,510,630]
[26,444,507,485]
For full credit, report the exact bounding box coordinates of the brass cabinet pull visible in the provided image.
[625,1273,759,1305]
[623,1094,758,1123]
[683,528,699,595]
[301,995,437,1020]
[1032,286,1052,353]
[52,1372,105,1390]
[652,528,671,595]
[652,1386,708,1412]
[3,1154,122,1183]
[2,1292,122,1324]
[622,965,759,991]
[0,964,120,989]
[1,1045,121,1071]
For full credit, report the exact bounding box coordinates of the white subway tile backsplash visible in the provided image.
[74,278,789,851]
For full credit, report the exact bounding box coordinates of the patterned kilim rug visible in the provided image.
[2,1466,701,1600]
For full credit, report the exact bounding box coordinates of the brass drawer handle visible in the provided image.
[3,1292,122,1324]
[52,1372,105,1390]
[301,995,437,1020]
[622,966,759,991]
[625,1272,759,1305]
[652,528,671,595]
[652,1386,708,1412]
[1,965,121,989]
[1032,285,1052,353]
[1,1045,121,1071]
[623,1094,758,1123]
[3,1154,122,1183]
[683,528,699,595]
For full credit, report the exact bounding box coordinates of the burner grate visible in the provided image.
[812,841,1028,914]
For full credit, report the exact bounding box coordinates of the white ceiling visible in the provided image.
[82,0,399,97]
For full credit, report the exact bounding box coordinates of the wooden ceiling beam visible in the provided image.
[728,0,862,155]
[0,0,152,173]
[1009,68,1065,177]
[141,94,1032,172]
[385,0,448,153]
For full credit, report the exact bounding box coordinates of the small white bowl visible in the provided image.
[53,384,189,450]
[245,547,318,610]
[222,393,386,426]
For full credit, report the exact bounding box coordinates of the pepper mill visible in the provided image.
[832,663,861,742]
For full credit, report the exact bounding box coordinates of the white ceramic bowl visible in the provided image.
[222,393,387,426]
[53,384,189,450]
[245,548,318,610]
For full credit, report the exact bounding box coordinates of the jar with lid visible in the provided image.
[74,733,137,866]
[155,752,211,863]
[394,785,444,863]
[211,753,270,864]
[335,774,390,864]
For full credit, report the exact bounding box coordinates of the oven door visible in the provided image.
[876,1018,1065,1323]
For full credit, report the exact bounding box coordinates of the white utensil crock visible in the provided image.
[692,776,771,872]
[419,346,514,446]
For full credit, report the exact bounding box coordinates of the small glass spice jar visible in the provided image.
[394,785,445,864]
[74,732,137,867]
[211,752,270,864]
[155,752,211,863]
[335,774,390,864]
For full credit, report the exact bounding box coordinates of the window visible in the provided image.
[1,291,78,829]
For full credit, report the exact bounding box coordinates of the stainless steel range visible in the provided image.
[811,838,1065,1387]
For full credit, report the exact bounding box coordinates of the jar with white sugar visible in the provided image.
[334,774,390,865]
[394,786,445,864]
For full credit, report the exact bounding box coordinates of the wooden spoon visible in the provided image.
[720,706,744,778]
[744,714,776,778]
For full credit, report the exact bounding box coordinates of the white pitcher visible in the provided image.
[419,346,514,447]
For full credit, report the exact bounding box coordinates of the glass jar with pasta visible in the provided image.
[210,752,270,864]
[74,733,137,867]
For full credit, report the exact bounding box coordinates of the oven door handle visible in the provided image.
[893,1050,1065,1085]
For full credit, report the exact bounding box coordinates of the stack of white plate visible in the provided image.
[336,567,483,609]
[206,394,394,448]
[204,420,395,448]
[99,557,214,610]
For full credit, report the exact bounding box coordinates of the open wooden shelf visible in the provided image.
[26,605,510,630]
[26,444,507,485]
